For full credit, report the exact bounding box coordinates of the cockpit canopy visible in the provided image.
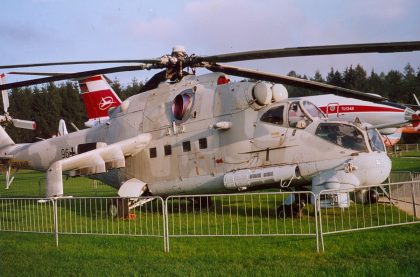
[260,100,326,128]
[288,100,325,128]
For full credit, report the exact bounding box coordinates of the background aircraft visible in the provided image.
[304,94,420,145]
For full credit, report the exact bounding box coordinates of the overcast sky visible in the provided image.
[2,0,420,85]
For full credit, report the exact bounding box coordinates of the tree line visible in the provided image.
[3,64,420,143]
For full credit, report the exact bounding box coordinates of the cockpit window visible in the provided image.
[288,101,311,128]
[367,129,385,152]
[302,101,325,119]
[261,106,284,125]
[316,123,368,152]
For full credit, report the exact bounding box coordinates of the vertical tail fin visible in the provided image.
[79,75,122,119]
[58,119,68,136]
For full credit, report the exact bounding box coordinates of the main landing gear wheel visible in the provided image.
[108,198,129,218]
[277,201,306,218]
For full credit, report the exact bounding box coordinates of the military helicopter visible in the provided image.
[1,41,420,216]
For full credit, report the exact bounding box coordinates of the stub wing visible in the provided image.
[46,133,151,197]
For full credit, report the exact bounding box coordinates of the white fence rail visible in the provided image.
[387,143,420,153]
[165,192,319,251]
[318,181,420,251]
[1,176,419,253]
[0,198,54,233]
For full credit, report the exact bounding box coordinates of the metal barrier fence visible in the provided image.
[318,180,420,251]
[1,178,419,253]
[388,171,413,183]
[0,198,54,234]
[165,192,318,251]
[0,196,167,251]
[387,143,420,153]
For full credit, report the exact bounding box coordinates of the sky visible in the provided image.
[1,0,420,85]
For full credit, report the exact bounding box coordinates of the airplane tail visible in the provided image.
[79,75,122,119]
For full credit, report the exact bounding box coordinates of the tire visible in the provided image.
[108,198,129,218]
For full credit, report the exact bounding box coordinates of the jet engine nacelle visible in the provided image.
[246,82,288,110]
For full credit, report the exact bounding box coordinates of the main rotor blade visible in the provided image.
[0,64,160,90]
[0,59,160,70]
[207,64,386,102]
[8,71,72,76]
[9,71,114,83]
[198,41,420,63]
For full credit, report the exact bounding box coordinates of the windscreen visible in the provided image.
[315,123,368,152]
[367,129,386,152]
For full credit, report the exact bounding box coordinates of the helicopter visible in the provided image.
[0,41,420,216]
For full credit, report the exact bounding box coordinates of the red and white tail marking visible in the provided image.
[79,75,122,120]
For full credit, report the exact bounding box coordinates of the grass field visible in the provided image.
[0,225,419,276]
[0,153,419,276]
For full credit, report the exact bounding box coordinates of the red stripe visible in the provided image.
[320,105,404,114]
[0,73,5,78]
[79,75,103,83]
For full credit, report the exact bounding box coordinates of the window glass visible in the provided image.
[315,123,368,152]
[182,141,191,152]
[149,147,157,158]
[199,138,208,149]
[302,101,325,119]
[261,106,284,125]
[367,129,385,152]
[288,102,311,128]
[164,145,172,156]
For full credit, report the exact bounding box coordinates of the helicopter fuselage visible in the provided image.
[2,73,391,199]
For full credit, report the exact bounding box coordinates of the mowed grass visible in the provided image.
[391,155,420,172]
[0,153,419,276]
[0,225,419,276]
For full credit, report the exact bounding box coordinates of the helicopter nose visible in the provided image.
[353,152,391,186]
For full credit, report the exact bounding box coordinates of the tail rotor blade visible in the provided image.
[12,119,36,130]
[0,73,9,113]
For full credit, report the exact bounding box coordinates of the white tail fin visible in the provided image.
[58,119,68,136]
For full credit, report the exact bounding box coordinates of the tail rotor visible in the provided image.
[0,73,36,130]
